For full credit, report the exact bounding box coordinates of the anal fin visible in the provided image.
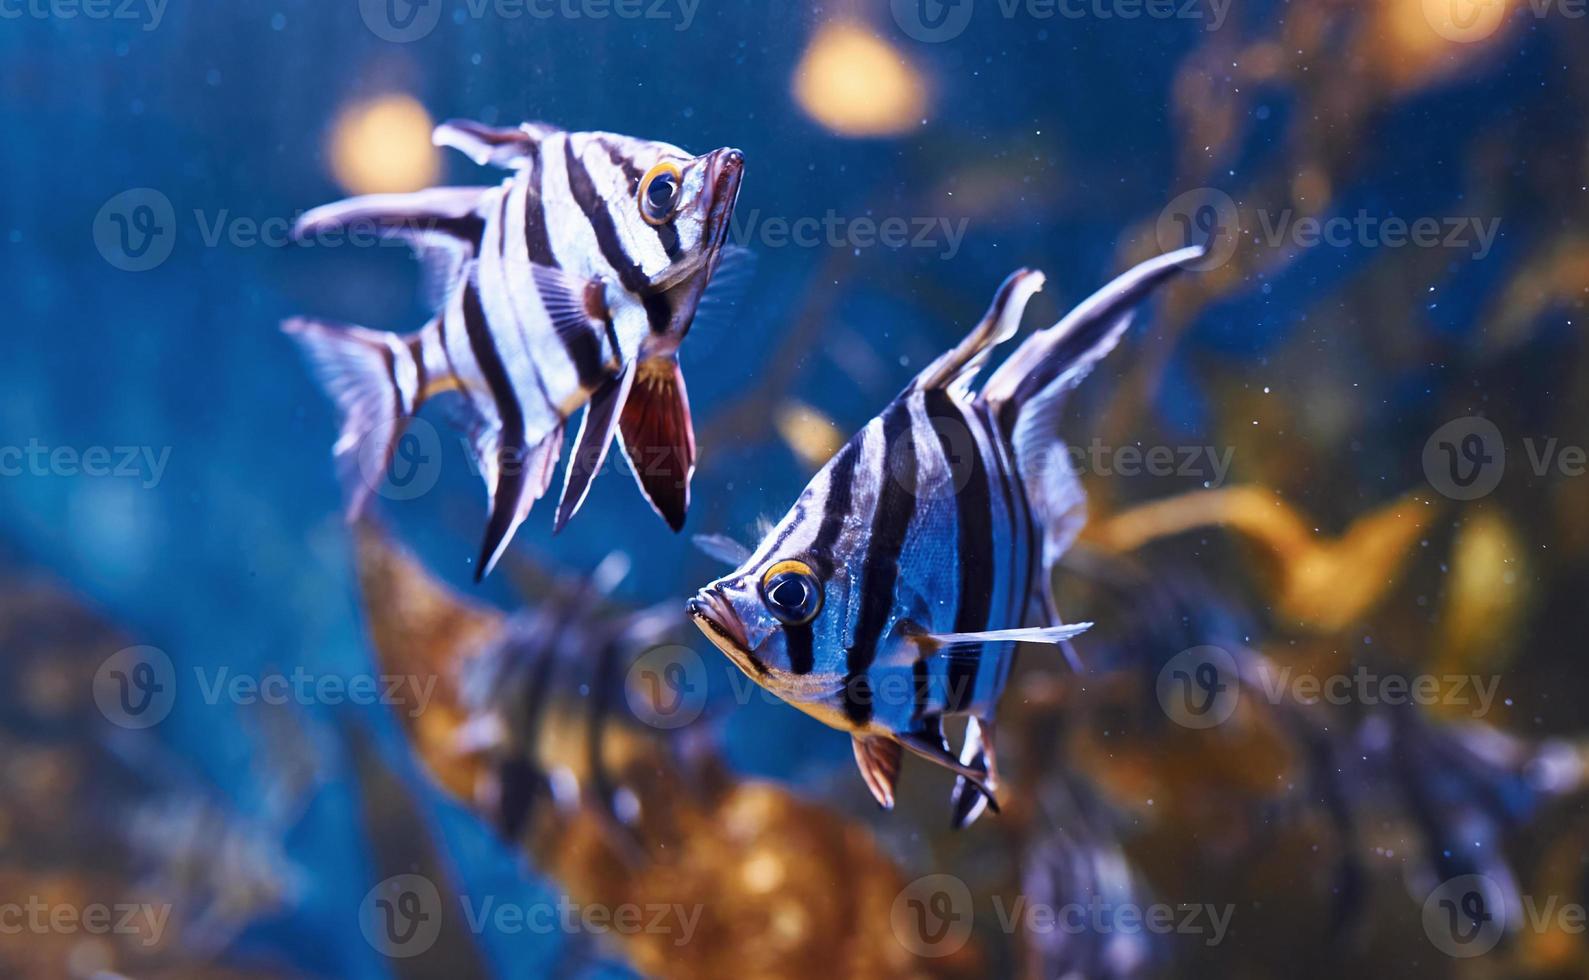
[897,727,1000,815]
[950,717,999,829]
[852,735,903,810]
[554,361,636,533]
[474,423,564,582]
[618,356,696,531]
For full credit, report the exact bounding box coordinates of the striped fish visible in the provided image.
[285,119,745,580]
[688,247,1204,827]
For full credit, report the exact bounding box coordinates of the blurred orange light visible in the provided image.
[792,21,927,138]
[328,94,441,196]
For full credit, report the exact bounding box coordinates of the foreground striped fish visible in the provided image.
[286,119,745,579]
[688,247,1203,827]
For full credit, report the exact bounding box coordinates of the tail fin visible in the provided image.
[284,317,430,520]
[979,246,1205,595]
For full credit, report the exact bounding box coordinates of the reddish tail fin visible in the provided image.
[284,317,428,520]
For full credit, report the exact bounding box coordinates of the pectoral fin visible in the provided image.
[618,356,696,531]
[852,735,903,811]
[554,361,636,533]
[691,533,754,566]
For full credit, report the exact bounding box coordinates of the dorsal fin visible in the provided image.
[433,119,559,169]
[912,268,1045,397]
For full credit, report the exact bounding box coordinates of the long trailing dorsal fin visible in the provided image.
[912,268,1045,397]
[433,119,560,169]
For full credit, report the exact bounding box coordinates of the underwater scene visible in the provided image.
[4,0,1589,976]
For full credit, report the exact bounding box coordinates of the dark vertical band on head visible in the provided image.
[563,139,651,296]
[784,623,815,676]
[600,139,683,261]
[809,439,861,579]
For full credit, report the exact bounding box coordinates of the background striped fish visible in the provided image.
[689,246,1205,828]
[285,119,744,580]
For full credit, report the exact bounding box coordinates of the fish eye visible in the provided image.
[759,559,823,626]
[638,161,683,226]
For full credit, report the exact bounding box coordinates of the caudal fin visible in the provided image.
[284,317,429,520]
[979,246,1206,586]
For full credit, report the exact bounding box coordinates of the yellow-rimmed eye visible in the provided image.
[638,161,683,225]
[759,559,823,626]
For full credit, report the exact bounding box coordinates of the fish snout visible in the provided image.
[705,148,745,243]
[688,585,750,653]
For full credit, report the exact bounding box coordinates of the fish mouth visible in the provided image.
[704,147,744,254]
[687,586,761,673]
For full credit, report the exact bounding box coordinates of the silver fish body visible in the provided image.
[689,247,1205,826]
[286,120,744,579]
